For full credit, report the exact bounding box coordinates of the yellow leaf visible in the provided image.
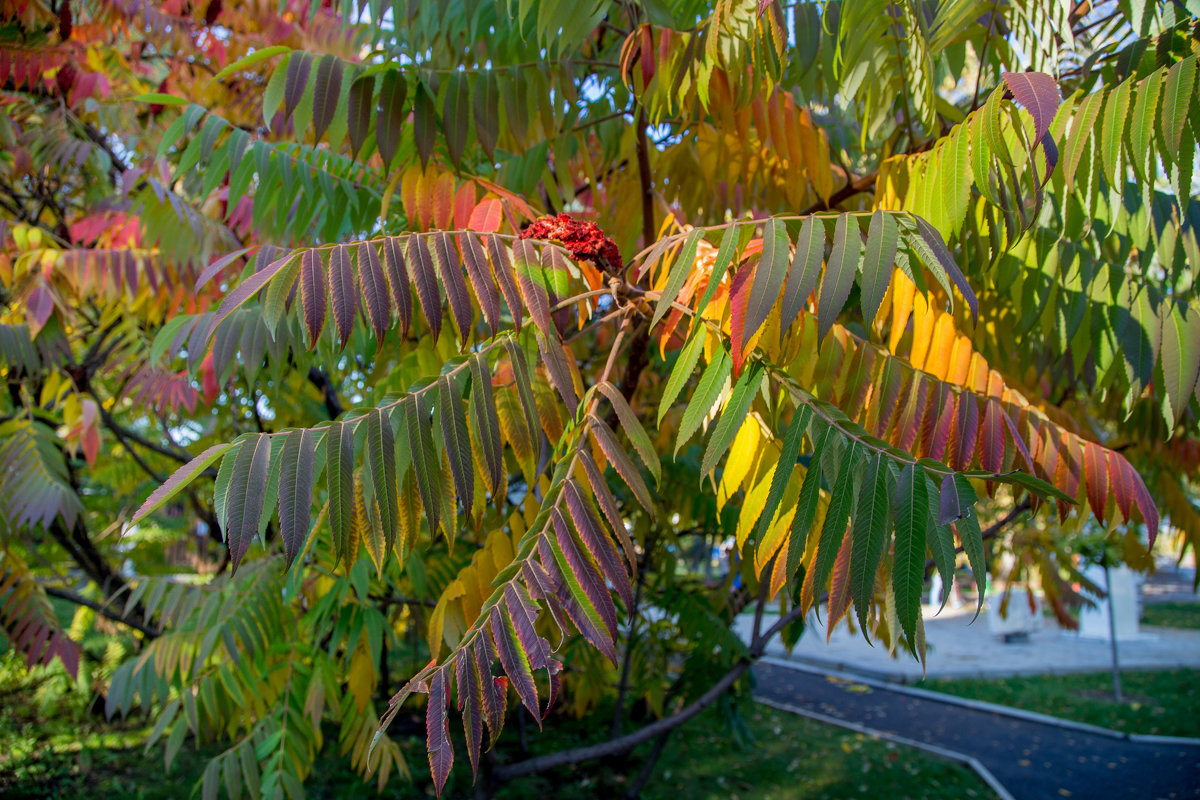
[347,639,377,713]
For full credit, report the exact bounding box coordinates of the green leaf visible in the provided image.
[406,394,442,537]
[893,462,928,643]
[263,56,289,131]
[1127,70,1162,183]
[589,414,653,512]
[951,474,987,618]
[366,409,399,553]
[652,229,704,327]
[659,328,705,425]
[279,429,316,568]
[696,223,741,314]
[781,216,825,335]
[859,211,899,325]
[469,353,504,495]
[676,347,732,455]
[850,454,889,635]
[132,93,188,106]
[546,511,617,661]
[1160,304,1200,427]
[311,54,344,143]
[810,440,858,606]
[413,79,437,166]
[222,435,271,573]
[753,406,811,546]
[1062,90,1103,191]
[377,70,408,169]
[1101,80,1131,187]
[443,72,472,169]
[597,382,660,483]
[744,218,790,345]
[327,421,355,566]
[817,214,860,343]
[700,363,764,478]
[133,443,233,524]
[1161,57,1196,161]
[437,375,473,514]
[473,71,499,160]
[924,475,955,612]
[209,45,291,86]
[785,423,833,581]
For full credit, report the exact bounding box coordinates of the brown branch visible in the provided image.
[495,573,799,782]
[493,656,753,781]
[42,584,161,638]
[307,366,344,418]
[922,496,1033,579]
[96,402,193,464]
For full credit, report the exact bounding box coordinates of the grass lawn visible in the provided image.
[919,669,1200,738]
[1141,602,1200,630]
[0,657,992,800]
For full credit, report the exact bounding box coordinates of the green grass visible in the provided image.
[1141,602,1200,630]
[0,655,993,800]
[919,669,1200,738]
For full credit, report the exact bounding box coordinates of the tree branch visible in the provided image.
[922,496,1033,579]
[42,584,161,638]
[493,657,753,781]
[307,366,344,418]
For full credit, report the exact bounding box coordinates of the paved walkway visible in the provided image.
[734,603,1200,682]
[754,661,1200,800]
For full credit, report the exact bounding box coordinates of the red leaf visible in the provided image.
[565,480,632,609]
[980,399,1005,473]
[454,652,483,778]
[356,243,390,341]
[382,237,413,336]
[473,638,505,747]
[329,244,356,349]
[513,239,552,339]
[1107,450,1134,522]
[426,668,454,797]
[579,450,638,575]
[460,234,500,335]
[896,374,929,453]
[1130,467,1160,547]
[409,235,442,340]
[454,182,476,230]
[1082,440,1109,521]
[927,389,957,462]
[1001,408,1035,474]
[434,231,473,344]
[488,606,539,720]
[299,248,327,346]
[950,394,980,470]
[486,233,523,332]
[1001,72,1061,147]
[470,198,503,232]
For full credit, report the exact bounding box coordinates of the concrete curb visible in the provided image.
[755,696,1016,800]
[764,649,1200,684]
[758,656,1200,747]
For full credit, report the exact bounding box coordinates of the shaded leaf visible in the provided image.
[327,421,355,566]
[817,215,860,342]
[859,211,898,325]
[745,218,790,344]
[279,429,315,567]
[893,463,928,642]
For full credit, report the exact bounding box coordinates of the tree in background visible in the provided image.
[1,0,1198,797]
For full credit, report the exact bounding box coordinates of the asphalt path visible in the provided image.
[754,661,1200,800]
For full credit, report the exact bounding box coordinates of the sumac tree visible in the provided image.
[1,1,1198,798]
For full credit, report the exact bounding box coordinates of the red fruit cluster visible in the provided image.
[520,213,623,274]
